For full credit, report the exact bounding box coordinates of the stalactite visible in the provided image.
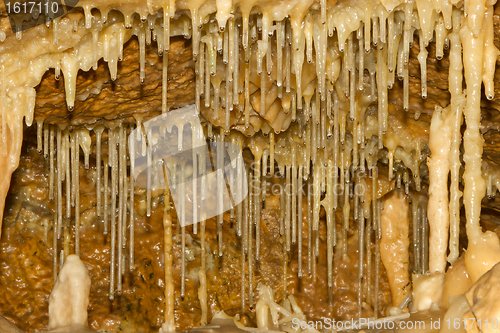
[129,128,135,270]
[285,165,291,252]
[447,13,464,265]
[326,161,334,289]
[49,127,55,200]
[374,199,381,318]
[254,156,261,259]
[163,175,175,332]
[342,169,350,259]
[104,157,109,235]
[233,21,240,104]
[43,123,49,159]
[114,127,122,289]
[147,134,152,217]
[180,161,186,298]
[4,1,500,327]
[36,118,43,153]
[74,132,81,256]
[413,200,421,273]
[109,129,117,300]
[217,131,224,256]
[162,48,168,114]
[139,24,146,84]
[95,126,104,217]
[418,30,428,99]
[358,201,365,319]
[294,165,302,279]
[122,128,129,259]
[366,205,372,308]
[307,182,312,275]
[64,131,71,221]
[248,168,254,307]
[56,128,62,240]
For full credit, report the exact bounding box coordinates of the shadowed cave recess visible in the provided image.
[2,0,500,332]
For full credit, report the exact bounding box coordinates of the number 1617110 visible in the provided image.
[5,1,59,15]
[447,318,500,330]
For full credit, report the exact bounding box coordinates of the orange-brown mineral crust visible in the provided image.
[0,131,392,332]
[3,2,500,333]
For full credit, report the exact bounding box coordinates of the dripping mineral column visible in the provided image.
[461,3,487,243]
[162,170,175,332]
[427,106,453,274]
[461,5,500,283]
[447,11,464,265]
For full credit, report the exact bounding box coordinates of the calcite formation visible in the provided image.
[1,0,500,332]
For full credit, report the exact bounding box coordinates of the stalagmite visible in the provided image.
[427,106,453,274]
[48,255,91,330]
[380,190,410,309]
